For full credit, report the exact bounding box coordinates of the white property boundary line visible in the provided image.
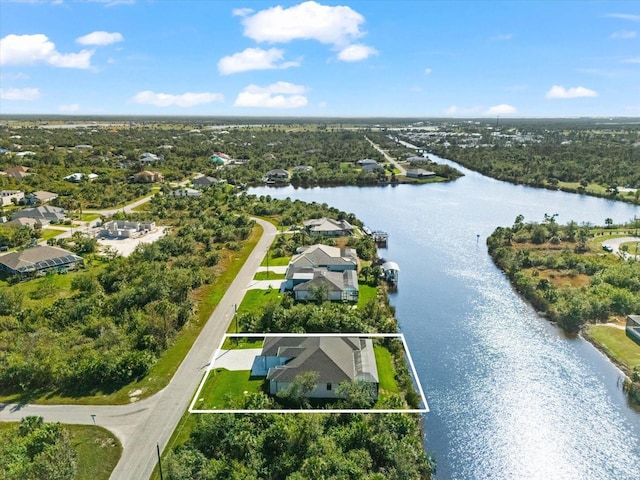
[189,333,429,414]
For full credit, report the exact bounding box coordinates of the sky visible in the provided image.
[0,0,639,117]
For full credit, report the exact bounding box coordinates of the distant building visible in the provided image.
[0,245,83,277]
[169,187,202,198]
[356,158,378,166]
[74,144,93,150]
[264,169,290,183]
[99,220,156,238]
[5,166,30,180]
[211,152,231,165]
[24,191,58,206]
[406,168,436,179]
[627,315,640,346]
[0,190,24,206]
[129,170,164,183]
[64,172,98,182]
[12,205,65,224]
[192,176,224,189]
[140,152,162,163]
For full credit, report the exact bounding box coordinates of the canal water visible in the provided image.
[250,158,640,479]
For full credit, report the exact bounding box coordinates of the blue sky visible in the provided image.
[0,0,639,117]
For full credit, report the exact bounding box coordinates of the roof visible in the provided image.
[262,336,378,385]
[407,168,436,177]
[289,244,357,269]
[303,217,354,234]
[382,261,400,271]
[293,269,358,293]
[0,245,82,274]
[12,205,65,220]
[26,191,58,202]
[3,217,39,228]
[192,175,222,186]
[357,158,378,165]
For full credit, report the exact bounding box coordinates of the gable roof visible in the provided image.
[289,244,357,269]
[293,269,358,293]
[303,217,353,235]
[262,337,378,385]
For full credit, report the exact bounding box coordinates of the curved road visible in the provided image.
[601,236,640,261]
[1,217,277,480]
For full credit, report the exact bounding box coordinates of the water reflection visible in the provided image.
[250,162,640,479]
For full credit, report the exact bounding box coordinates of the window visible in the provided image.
[327,383,332,391]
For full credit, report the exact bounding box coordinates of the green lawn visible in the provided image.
[374,345,399,394]
[357,284,378,307]
[0,423,121,480]
[254,270,286,280]
[196,369,265,409]
[40,227,66,241]
[260,255,290,267]
[585,325,640,372]
[236,288,283,318]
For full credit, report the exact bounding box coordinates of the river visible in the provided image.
[250,156,640,479]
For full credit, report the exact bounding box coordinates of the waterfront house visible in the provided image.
[292,269,359,302]
[251,336,379,400]
[303,217,354,237]
[627,315,640,346]
[406,168,436,179]
[264,169,290,183]
[287,244,358,273]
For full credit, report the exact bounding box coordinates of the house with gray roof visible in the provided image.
[288,244,357,272]
[1,190,24,206]
[0,245,83,276]
[24,191,58,206]
[251,336,379,400]
[169,187,202,198]
[192,176,224,188]
[303,217,354,237]
[12,205,65,224]
[406,168,436,179]
[293,269,359,302]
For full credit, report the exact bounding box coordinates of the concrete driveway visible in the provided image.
[213,348,262,370]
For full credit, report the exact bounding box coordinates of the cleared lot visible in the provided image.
[97,227,167,257]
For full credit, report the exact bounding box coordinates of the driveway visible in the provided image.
[213,348,262,371]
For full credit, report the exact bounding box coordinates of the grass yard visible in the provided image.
[260,255,290,267]
[196,369,265,409]
[254,270,286,280]
[0,422,121,480]
[40,227,67,241]
[374,345,399,394]
[584,325,640,372]
[236,288,283,318]
[357,284,378,307]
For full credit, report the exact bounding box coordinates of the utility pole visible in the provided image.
[157,442,164,480]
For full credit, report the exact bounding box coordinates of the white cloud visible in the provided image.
[444,105,457,115]
[59,103,80,112]
[234,82,308,108]
[132,91,224,107]
[0,87,40,100]
[241,1,366,47]
[622,57,640,63]
[0,72,30,81]
[486,104,516,115]
[232,7,253,17]
[610,30,636,39]
[76,31,124,46]
[424,68,432,75]
[218,47,299,74]
[0,34,93,69]
[606,13,640,22]
[546,85,598,99]
[337,44,378,62]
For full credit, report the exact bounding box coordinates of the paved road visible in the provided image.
[1,217,277,480]
[365,136,407,176]
[601,236,640,261]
